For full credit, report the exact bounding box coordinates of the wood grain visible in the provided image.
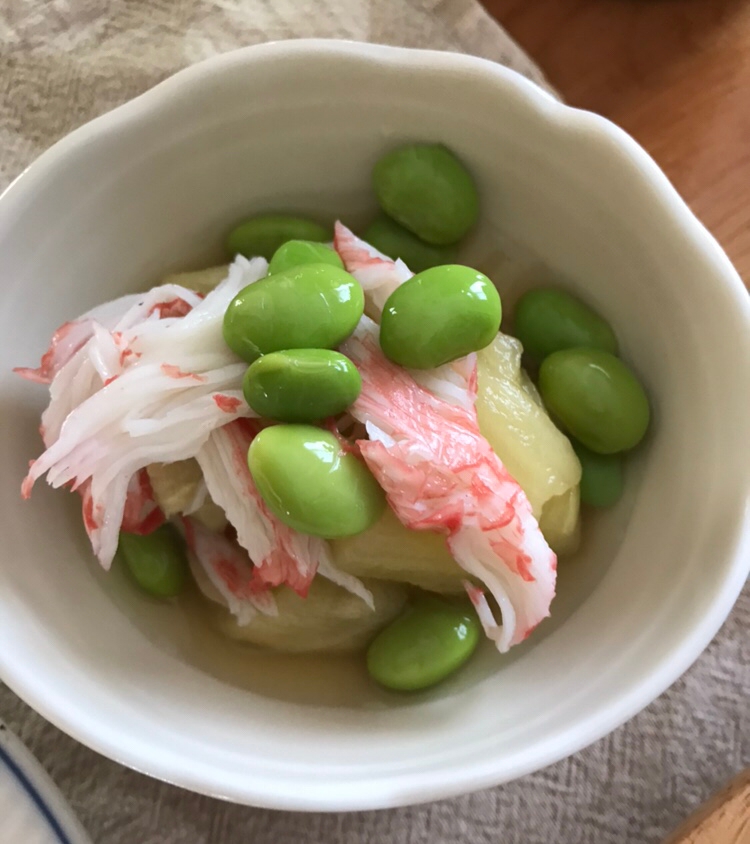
[661,769,750,844]
[483,0,750,288]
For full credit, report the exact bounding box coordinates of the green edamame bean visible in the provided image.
[226,215,329,260]
[366,595,480,691]
[380,265,502,369]
[372,144,479,245]
[243,349,361,423]
[223,264,365,363]
[572,441,624,508]
[247,425,385,538]
[514,288,618,361]
[268,240,343,275]
[363,215,454,274]
[539,349,650,453]
[118,524,188,598]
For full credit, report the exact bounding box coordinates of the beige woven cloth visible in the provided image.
[1,2,747,843]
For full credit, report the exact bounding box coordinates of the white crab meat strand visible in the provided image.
[37,285,206,446]
[183,517,277,624]
[333,221,411,318]
[13,294,143,386]
[409,356,479,411]
[315,545,375,609]
[23,257,266,569]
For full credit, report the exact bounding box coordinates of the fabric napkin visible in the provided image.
[1,2,747,843]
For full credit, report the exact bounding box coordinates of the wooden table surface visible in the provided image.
[483,0,750,287]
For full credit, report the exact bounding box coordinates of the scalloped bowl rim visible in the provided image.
[0,40,748,810]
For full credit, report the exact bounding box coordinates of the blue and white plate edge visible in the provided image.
[0,719,93,844]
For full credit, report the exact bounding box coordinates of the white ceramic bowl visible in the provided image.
[0,40,748,811]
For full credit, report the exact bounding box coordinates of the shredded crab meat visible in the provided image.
[333,221,412,318]
[13,294,144,386]
[119,469,165,535]
[20,256,267,569]
[335,224,550,646]
[409,356,480,411]
[34,285,210,448]
[182,516,278,624]
[341,317,556,652]
[333,222,476,411]
[195,418,373,611]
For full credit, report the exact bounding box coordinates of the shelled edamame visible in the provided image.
[516,286,650,507]
[268,240,343,275]
[223,263,364,363]
[227,215,329,260]
[572,442,624,508]
[248,425,385,538]
[362,215,454,274]
[380,265,502,369]
[118,525,188,598]
[362,143,480,271]
[367,595,480,691]
[243,349,361,423]
[372,143,479,245]
[539,348,650,454]
[515,288,618,361]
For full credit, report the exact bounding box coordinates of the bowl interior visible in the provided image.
[0,42,748,809]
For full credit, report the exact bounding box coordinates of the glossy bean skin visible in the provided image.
[363,215,454,273]
[366,595,480,691]
[372,144,479,245]
[223,264,365,363]
[226,215,329,260]
[380,265,502,369]
[268,240,343,275]
[243,349,362,423]
[247,425,386,538]
[514,288,618,361]
[118,524,188,598]
[573,441,624,508]
[539,349,650,454]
